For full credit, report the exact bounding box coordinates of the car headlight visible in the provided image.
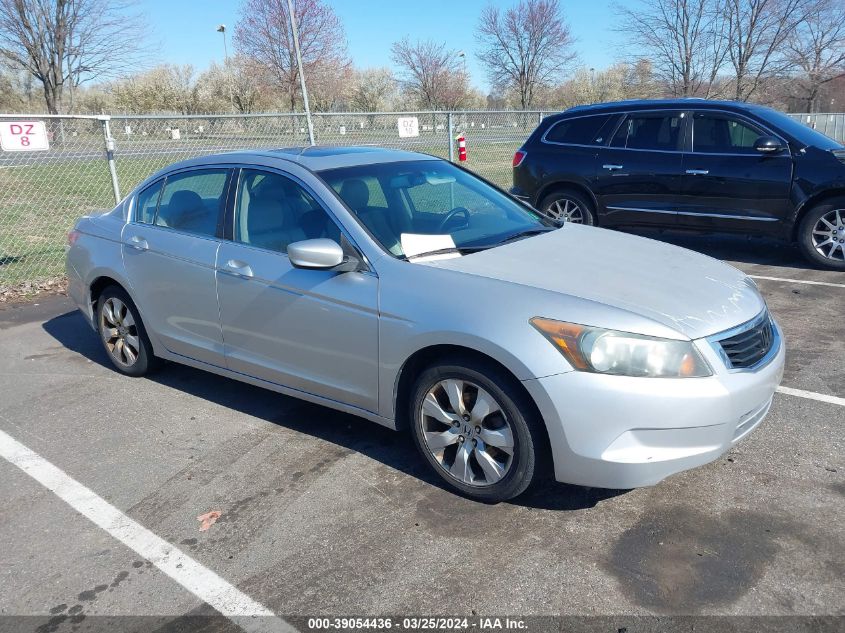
[530,317,712,378]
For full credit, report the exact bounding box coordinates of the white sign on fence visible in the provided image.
[397,116,419,138]
[0,121,49,151]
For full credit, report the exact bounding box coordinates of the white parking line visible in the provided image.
[750,275,845,289]
[0,428,294,633]
[777,386,845,407]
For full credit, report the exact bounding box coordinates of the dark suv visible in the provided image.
[510,99,845,270]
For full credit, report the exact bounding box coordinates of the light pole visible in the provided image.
[217,24,235,112]
[457,51,468,127]
[286,0,315,146]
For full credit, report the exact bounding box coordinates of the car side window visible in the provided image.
[154,169,229,237]
[234,169,340,253]
[611,113,683,151]
[545,114,613,145]
[693,113,765,154]
[135,180,163,224]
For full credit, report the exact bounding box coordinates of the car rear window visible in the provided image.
[544,115,614,145]
[135,180,163,224]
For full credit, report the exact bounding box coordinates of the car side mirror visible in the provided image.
[754,136,785,154]
[287,238,361,272]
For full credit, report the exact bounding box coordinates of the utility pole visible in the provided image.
[287,0,315,146]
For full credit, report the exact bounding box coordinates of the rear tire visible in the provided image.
[409,357,548,502]
[540,190,596,226]
[96,286,161,377]
[797,199,845,271]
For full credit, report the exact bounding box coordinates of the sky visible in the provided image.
[139,0,622,93]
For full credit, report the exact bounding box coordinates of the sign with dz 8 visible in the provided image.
[0,121,50,151]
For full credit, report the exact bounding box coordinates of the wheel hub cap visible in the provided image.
[811,209,845,261]
[548,198,584,224]
[100,297,140,367]
[419,379,515,487]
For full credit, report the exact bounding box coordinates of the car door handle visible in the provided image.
[127,235,148,251]
[686,169,710,175]
[602,164,624,171]
[224,259,253,278]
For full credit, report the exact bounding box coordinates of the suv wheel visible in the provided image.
[97,286,161,376]
[798,199,845,271]
[409,357,547,502]
[539,190,595,225]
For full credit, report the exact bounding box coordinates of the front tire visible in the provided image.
[97,286,160,376]
[797,199,845,270]
[539,190,595,226]
[409,358,547,502]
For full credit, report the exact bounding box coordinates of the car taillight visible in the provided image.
[67,229,80,246]
[512,150,527,167]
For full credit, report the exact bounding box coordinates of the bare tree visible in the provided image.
[350,67,397,112]
[0,0,147,113]
[786,0,845,111]
[722,0,808,101]
[475,0,576,109]
[0,67,23,110]
[615,0,727,97]
[198,56,270,114]
[390,38,469,109]
[111,65,203,115]
[234,0,350,112]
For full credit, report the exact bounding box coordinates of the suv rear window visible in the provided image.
[544,115,613,145]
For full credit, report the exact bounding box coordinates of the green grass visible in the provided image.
[0,157,160,286]
[0,139,520,287]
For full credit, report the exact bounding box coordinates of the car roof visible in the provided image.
[554,98,773,117]
[163,146,435,173]
[132,146,439,194]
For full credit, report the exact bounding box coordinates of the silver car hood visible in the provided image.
[426,224,765,340]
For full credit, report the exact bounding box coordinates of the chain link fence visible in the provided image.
[1,110,843,291]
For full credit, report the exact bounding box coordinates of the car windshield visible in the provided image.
[760,108,844,150]
[318,159,551,258]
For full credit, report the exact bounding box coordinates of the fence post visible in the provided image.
[447,112,454,162]
[100,116,121,204]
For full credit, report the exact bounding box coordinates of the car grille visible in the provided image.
[716,312,775,369]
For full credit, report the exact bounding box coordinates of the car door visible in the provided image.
[593,110,687,228]
[677,111,793,233]
[122,167,232,366]
[215,167,380,412]
[530,112,619,208]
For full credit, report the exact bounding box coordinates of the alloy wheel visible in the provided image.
[546,197,584,224]
[100,297,140,367]
[419,378,515,487]
[811,209,845,262]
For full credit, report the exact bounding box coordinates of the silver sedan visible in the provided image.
[66,147,785,501]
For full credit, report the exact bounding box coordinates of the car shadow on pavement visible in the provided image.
[43,309,627,511]
[624,229,814,270]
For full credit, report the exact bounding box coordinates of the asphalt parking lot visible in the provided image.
[0,233,843,632]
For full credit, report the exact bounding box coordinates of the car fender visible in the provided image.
[789,180,845,232]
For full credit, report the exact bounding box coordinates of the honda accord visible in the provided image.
[66,147,785,501]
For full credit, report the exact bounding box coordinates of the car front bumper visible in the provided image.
[522,321,785,489]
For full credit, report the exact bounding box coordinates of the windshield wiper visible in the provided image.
[401,227,555,260]
[401,245,490,261]
[495,226,556,245]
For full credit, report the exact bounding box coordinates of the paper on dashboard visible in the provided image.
[400,233,462,262]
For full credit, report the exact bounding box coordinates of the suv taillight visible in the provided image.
[67,229,80,246]
[512,150,527,167]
